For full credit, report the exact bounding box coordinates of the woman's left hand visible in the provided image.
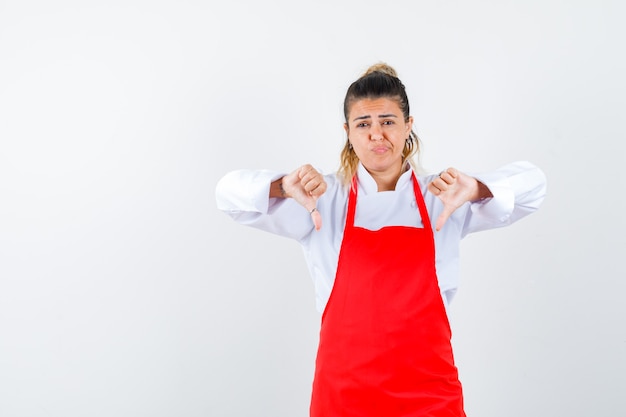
[281,164,327,231]
[427,168,492,231]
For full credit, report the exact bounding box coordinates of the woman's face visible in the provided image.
[344,97,413,178]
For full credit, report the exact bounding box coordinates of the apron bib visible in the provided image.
[310,174,465,417]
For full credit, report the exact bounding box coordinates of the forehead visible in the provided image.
[348,97,402,119]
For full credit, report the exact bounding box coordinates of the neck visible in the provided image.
[368,166,404,192]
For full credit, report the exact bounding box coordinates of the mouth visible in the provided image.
[371,146,389,154]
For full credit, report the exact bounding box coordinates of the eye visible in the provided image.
[382,120,395,125]
[356,122,369,128]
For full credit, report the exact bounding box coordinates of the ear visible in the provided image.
[406,116,414,133]
[343,123,349,135]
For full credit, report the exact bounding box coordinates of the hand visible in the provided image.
[427,167,487,232]
[281,164,327,231]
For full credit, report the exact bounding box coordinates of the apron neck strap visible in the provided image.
[347,172,432,231]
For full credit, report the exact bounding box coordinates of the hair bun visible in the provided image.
[362,62,398,78]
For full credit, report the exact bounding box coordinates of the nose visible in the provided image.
[370,123,383,141]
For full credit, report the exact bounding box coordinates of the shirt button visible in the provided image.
[411,201,417,208]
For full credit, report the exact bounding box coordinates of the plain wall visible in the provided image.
[1,1,625,416]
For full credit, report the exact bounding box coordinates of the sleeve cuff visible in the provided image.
[215,169,286,214]
[471,171,515,223]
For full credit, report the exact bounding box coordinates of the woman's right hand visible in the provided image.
[280,164,327,231]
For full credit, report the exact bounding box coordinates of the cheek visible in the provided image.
[350,131,367,143]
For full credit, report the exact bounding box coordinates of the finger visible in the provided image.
[310,208,322,231]
[298,164,315,179]
[311,181,327,198]
[302,176,321,193]
[300,169,320,185]
[304,179,327,197]
[439,169,457,185]
[429,177,449,193]
[427,181,443,195]
[435,206,454,232]
[299,167,325,194]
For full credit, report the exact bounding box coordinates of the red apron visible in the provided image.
[310,174,465,417]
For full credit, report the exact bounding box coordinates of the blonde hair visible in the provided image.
[338,62,421,185]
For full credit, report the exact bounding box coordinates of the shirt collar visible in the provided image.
[356,162,413,195]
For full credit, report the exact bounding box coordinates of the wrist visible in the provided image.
[269,177,289,198]
[473,179,493,201]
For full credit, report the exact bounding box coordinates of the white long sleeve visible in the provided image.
[216,161,547,312]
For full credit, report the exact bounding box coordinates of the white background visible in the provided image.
[1,1,625,416]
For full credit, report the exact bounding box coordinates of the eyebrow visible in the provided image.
[352,114,398,122]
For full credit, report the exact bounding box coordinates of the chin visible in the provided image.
[365,157,401,172]
[364,163,395,174]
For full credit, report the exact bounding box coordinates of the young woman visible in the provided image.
[216,63,547,416]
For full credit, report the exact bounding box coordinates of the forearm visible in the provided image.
[216,169,285,213]
[463,161,547,234]
[215,169,314,240]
